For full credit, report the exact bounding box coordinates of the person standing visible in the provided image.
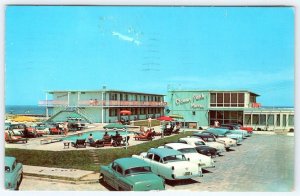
[63,121,69,135]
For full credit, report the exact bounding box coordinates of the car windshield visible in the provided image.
[5,166,10,172]
[195,141,205,146]
[178,148,197,154]
[163,155,186,163]
[124,166,151,175]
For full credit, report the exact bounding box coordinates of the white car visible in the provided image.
[132,148,202,180]
[162,143,215,169]
[179,137,226,155]
[192,132,237,150]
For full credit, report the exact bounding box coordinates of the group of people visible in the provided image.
[87,131,121,145]
[56,121,69,135]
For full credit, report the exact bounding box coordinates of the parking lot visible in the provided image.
[19,134,294,192]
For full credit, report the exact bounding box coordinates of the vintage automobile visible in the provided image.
[162,143,215,169]
[220,124,250,138]
[177,138,217,157]
[204,128,243,144]
[9,123,38,138]
[132,148,203,180]
[231,123,253,134]
[35,123,51,135]
[178,137,225,156]
[100,157,165,191]
[5,156,23,190]
[192,132,237,150]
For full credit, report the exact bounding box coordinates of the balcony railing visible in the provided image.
[39,100,167,107]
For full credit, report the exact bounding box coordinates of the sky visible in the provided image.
[5,6,294,106]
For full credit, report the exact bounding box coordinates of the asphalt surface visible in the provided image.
[19,134,294,192]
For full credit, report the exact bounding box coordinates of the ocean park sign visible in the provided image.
[175,94,205,109]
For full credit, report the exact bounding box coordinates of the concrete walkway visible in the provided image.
[23,165,99,184]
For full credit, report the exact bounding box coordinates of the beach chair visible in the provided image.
[172,128,180,134]
[102,136,112,146]
[112,136,123,147]
[71,139,86,148]
[133,131,153,141]
[88,139,105,148]
[5,132,28,143]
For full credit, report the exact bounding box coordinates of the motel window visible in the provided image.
[288,115,294,126]
[192,111,196,115]
[217,93,223,107]
[252,114,259,125]
[259,114,266,126]
[224,93,230,107]
[267,115,274,126]
[109,109,117,117]
[276,114,280,126]
[210,93,216,107]
[250,95,256,103]
[283,114,287,127]
[244,114,251,125]
[238,93,244,107]
[231,93,237,107]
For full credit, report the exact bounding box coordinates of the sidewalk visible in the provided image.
[23,165,99,184]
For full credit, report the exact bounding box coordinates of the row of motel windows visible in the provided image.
[109,108,163,117]
[209,111,294,126]
[210,93,245,107]
[244,114,294,126]
[209,111,244,125]
[109,93,162,102]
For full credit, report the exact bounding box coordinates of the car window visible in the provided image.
[12,161,16,171]
[163,155,186,163]
[195,141,205,146]
[124,166,151,175]
[178,148,197,154]
[116,165,123,174]
[112,162,117,171]
[153,154,161,162]
[5,166,10,173]
[147,153,154,160]
[207,138,216,142]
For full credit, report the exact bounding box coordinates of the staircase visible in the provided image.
[45,107,92,123]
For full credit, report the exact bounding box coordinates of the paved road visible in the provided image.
[19,134,294,191]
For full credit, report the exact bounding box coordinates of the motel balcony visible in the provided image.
[38,100,167,107]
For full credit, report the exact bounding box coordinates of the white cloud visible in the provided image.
[112,31,141,46]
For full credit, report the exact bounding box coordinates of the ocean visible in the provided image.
[5,105,52,116]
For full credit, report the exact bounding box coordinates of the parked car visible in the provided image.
[193,132,237,150]
[5,156,23,190]
[162,143,215,169]
[231,123,253,134]
[178,137,224,156]
[132,148,202,180]
[204,128,243,144]
[220,124,249,138]
[100,157,165,191]
[9,123,38,138]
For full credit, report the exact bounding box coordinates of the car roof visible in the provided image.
[5,156,16,167]
[148,148,183,157]
[165,143,195,150]
[114,157,149,170]
[193,132,214,137]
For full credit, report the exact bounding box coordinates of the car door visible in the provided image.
[105,163,117,188]
[152,154,162,176]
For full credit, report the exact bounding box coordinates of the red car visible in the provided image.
[230,123,253,134]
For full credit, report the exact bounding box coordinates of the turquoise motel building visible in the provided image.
[38,87,166,123]
[166,89,294,131]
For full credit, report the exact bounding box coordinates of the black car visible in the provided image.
[176,140,218,157]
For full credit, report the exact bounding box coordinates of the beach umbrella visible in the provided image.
[157,116,174,121]
[120,110,131,115]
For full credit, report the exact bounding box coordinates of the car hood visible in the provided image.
[184,153,211,161]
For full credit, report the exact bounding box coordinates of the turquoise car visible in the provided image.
[5,156,23,190]
[100,157,165,191]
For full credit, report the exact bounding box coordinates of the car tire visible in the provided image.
[99,173,104,183]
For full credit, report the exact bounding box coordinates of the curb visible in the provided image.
[23,174,100,185]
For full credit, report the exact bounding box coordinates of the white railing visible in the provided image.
[39,100,167,107]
